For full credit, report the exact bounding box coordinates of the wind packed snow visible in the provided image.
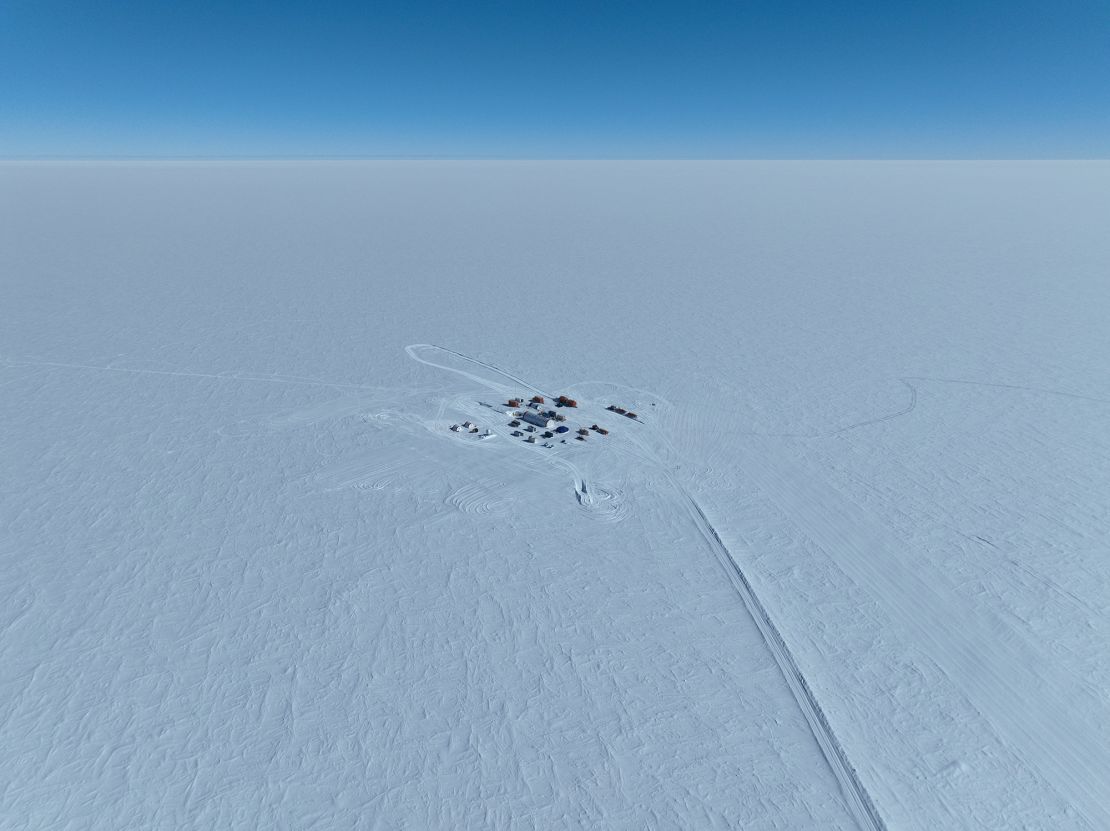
[2,161,1109,829]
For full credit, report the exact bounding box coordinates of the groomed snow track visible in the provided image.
[407,344,886,831]
[671,477,887,831]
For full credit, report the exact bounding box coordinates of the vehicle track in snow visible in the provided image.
[832,380,918,435]
[573,480,631,523]
[406,343,887,831]
[405,344,554,400]
[447,482,509,516]
[665,473,887,831]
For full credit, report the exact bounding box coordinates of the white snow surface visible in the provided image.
[2,161,1109,829]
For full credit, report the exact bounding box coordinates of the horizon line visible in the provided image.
[3,155,1109,163]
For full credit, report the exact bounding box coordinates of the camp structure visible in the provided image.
[522,411,555,429]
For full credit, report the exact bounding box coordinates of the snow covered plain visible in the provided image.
[2,161,1109,829]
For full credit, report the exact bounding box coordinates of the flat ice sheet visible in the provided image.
[2,161,1109,829]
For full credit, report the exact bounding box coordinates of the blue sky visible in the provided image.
[2,0,1108,158]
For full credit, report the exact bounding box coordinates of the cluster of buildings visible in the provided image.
[449,420,491,436]
[503,393,622,447]
[448,392,642,448]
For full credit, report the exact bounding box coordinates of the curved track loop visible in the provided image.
[447,483,508,516]
[573,480,630,523]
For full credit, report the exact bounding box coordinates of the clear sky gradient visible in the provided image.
[2,0,1108,158]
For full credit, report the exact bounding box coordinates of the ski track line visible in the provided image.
[405,343,885,831]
